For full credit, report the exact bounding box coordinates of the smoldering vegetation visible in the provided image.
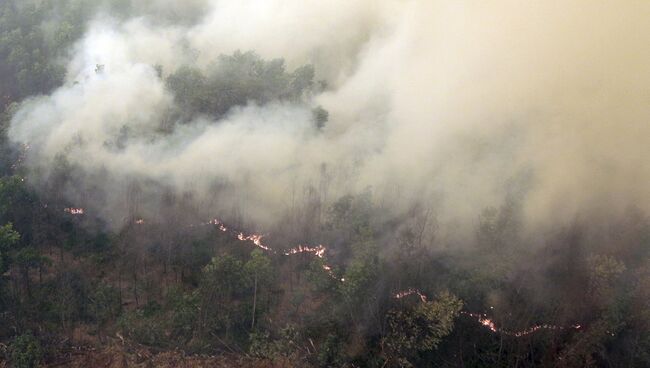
[0,1,649,367]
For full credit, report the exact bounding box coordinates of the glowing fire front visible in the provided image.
[204,219,326,260]
[61,210,582,337]
[237,233,272,252]
[204,219,331,266]
[461,311,582,337]
[204,220,343,281]
[395,287,582,337]
[231,231,340,280]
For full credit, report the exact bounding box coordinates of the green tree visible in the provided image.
[10,332,42,368]
[0,177,37,252]
[14,245,50,296]
[165,287,199,344]
[88,282,121,341]
[305,258,338,293]
[0,222,19,275]
[198,255,248,343]
[317,333,345,367]
[0,222,19,325]
[244,249,273,330]
[166,51,316,122]
[248,324,301,360]
[383,291,462,367]
[312,106,329,130]
[165,65,208,116]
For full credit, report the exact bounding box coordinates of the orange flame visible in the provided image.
[237,233,272,251]
[284,245,326,258]
[460,311,581,336]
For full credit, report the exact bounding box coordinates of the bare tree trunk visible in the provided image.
[21,267,30,298]
[251,273,258,330]
[133,268,139,307]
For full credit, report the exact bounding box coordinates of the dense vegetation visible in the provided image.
[1,2,649,367]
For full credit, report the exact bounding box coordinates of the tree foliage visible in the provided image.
[383,292,462,367]
[10,332,42,368]
[167,51,318,122]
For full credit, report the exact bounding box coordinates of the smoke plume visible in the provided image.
[8,0,650,237]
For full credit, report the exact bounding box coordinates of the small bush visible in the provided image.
[10,332,42,368]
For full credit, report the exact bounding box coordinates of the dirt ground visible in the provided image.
[40,345,296,368]
[0,344,297,368]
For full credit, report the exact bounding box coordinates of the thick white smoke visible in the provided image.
[8,0,650,235]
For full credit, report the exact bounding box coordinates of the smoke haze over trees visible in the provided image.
[0,1,649,367]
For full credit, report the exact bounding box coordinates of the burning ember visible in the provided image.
[395,288,428,303]
[206,219,228,232]
[64,207,85,215]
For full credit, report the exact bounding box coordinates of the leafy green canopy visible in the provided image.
[166,51,317,122]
